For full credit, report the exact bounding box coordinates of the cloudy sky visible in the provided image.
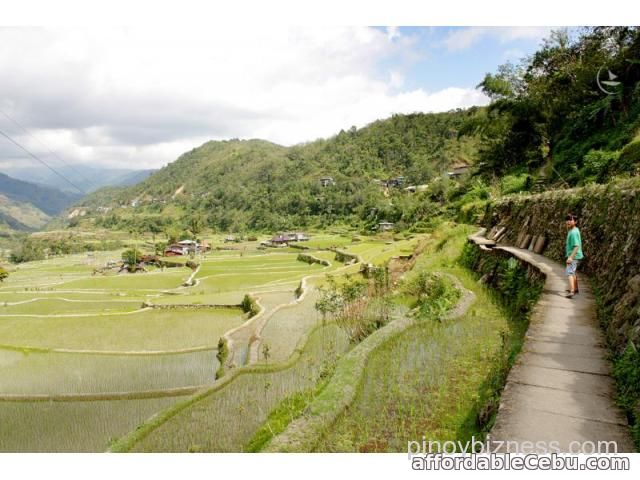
[0,26,554,172]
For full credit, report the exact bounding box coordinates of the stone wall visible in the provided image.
[481,179,640,352]
[143,302,242,310]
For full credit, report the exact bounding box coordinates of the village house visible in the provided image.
[375,176,406,188]
[404,184,429,194]
[319,176,336,187]
[164,244,188,256]
[446,161,471,178]
[164,239,209,256]
[267,232,310,246]
[378,221,395,232]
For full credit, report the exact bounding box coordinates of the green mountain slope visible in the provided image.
[0,172,81,216]
[76,110,480,232]
[0,193,50,230]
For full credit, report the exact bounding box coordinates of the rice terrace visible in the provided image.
[0,230,439,451]
[1,25,639,459]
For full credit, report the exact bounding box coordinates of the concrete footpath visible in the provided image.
[470,231,635,453]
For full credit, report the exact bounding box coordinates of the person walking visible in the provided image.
[565,213,583,298]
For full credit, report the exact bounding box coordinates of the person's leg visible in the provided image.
[566,261,577,297]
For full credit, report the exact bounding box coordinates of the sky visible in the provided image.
[0,26,555,172]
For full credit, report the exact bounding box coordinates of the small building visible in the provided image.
[446,162,471,178]
[164,245,186,256]
[287,232,310,242]
[320,176,335,187]
[270,234,292,245]
[224,235,237,243]
[377,176,405,188]
[404,184,429,194]
[378,221,395,232]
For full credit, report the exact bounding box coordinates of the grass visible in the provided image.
[0,349,218,395]
[0,396,182,452]
[261,222,540,452]
[244,368,335,452]
[0,307,245,351]
[0,298,141,315]
[314,267,511,452]
[258,289,323,362]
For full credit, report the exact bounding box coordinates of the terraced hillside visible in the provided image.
[0,233,419,451]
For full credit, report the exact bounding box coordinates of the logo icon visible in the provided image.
[596,66,622,95]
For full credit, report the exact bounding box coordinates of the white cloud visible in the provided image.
[441,26,552,51]
[386,26,401,41]
[0,26,489,170]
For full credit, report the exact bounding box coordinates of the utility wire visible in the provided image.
[0,108,99,192]
[0,126,86,195]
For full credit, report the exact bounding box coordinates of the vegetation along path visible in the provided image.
[470,230,635,452]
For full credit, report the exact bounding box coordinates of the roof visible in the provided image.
[450,161,470,170]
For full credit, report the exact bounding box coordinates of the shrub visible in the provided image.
[121,248,145,271]
[500,173,532,195]
[617,141,640,173]
[582,149,620,183]
[241,294,260,317]
[403,272,460,320]
[215,337,229,380]
[297,253,330,266]
[185,260,199,270]
[612,341,640,448]
[315,273,392,343]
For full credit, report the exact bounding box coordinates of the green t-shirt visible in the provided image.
[566,227,584,260]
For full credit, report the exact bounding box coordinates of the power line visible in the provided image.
[0,108,99,191]
[0,127,86,195]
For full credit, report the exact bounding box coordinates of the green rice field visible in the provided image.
[1,233,418,451]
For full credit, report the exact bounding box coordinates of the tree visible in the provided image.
[121,248,142,267]
[0,267,8,282]
[187,215,204,238]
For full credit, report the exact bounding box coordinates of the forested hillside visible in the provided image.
[466,26,640,187]
[77,110,479,233]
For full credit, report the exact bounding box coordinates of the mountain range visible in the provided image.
[0,164,156,194]
[0,165,156,232]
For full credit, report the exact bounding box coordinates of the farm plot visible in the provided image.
[0,236,422,452]
[126,323,350,452]
[195,265,325,294]
[313,269,507,453]
[0,349,218,395]
[0,307,244,352]
[50,269,191,293]
[0,396,183,452]
[258,289,323,363]
[0,298,142,315]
